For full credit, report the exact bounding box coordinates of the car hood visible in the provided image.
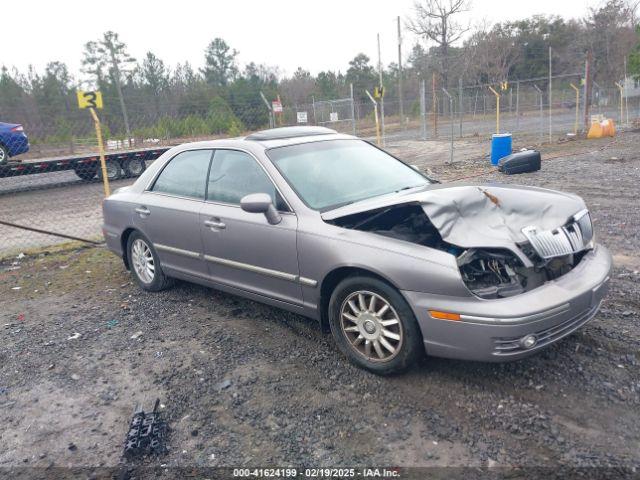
[322,182,586,251]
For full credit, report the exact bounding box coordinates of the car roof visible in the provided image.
[169,127,356,151]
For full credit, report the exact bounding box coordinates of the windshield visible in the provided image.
[267,139,430,211]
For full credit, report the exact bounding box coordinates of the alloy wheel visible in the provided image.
[340,290,403,362]
[131,238,155,284]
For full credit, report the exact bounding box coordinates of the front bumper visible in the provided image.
[403,245,612,362]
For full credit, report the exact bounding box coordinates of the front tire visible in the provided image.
[328,275,423,375]
[127,231,174,291]
[0,144,9,165]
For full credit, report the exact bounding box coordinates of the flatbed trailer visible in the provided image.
[0,146,172,180]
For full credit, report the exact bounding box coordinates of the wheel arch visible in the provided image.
[318,266,402,333]
[120,226,138,270]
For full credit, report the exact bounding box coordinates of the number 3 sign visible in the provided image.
[77,90,104,109]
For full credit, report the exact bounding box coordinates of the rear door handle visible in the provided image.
[204,219,226,230]
[135,206,150,217]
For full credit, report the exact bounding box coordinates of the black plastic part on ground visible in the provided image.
[499,150,542,175]
[123,399,168,458]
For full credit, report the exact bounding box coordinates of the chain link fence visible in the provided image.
[0,74,637,257]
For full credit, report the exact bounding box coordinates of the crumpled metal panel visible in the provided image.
[419,184,585,246]
[323,183,587,265]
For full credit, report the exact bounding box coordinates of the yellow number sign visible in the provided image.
[77,90,103,109]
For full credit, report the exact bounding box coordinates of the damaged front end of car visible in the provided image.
[455,209,595,298]
[325,185,596,300]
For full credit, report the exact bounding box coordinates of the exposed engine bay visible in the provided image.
[329,203,588,299]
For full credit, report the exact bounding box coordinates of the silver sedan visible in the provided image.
[102,127,611,374]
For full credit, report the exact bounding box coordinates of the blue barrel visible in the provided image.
[491,133,512,165]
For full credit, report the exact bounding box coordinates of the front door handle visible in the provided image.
[135,206,150,217]
[204,219,226,230]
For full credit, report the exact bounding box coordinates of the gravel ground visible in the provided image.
[1,132,639,477]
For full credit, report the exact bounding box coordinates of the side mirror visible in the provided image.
[240,193,282,225]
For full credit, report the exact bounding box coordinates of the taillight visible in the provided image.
[11,125,24,132]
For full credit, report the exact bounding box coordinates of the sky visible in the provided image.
[4,0,598,80]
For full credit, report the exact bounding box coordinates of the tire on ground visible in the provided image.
[328,274,424,375]
[126,230,174,292]
[73,164,98,181]
[0,144,9,165]
[123,158,147,177]
[97,159,122,181]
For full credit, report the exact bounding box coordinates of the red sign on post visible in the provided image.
[272,100,283,113]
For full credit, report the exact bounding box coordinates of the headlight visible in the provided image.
[573,209,593,247]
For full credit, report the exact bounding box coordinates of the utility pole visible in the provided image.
[583,51,592,132]
[397,16,404,128]
[377,33,385,145]
[548,46,552,142]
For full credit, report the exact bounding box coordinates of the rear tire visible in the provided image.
[126,231,174,292]
[0,144,8,166]
[98,160,122,181]
[74,165,98,181]
[328,275,423,375]
[123,158,146,177]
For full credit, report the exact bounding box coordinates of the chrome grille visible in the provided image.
[522,209,593,259]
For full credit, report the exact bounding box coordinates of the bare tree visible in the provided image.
[408,0,471,86]
[465,22,521,84]
[584,0,639,82]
